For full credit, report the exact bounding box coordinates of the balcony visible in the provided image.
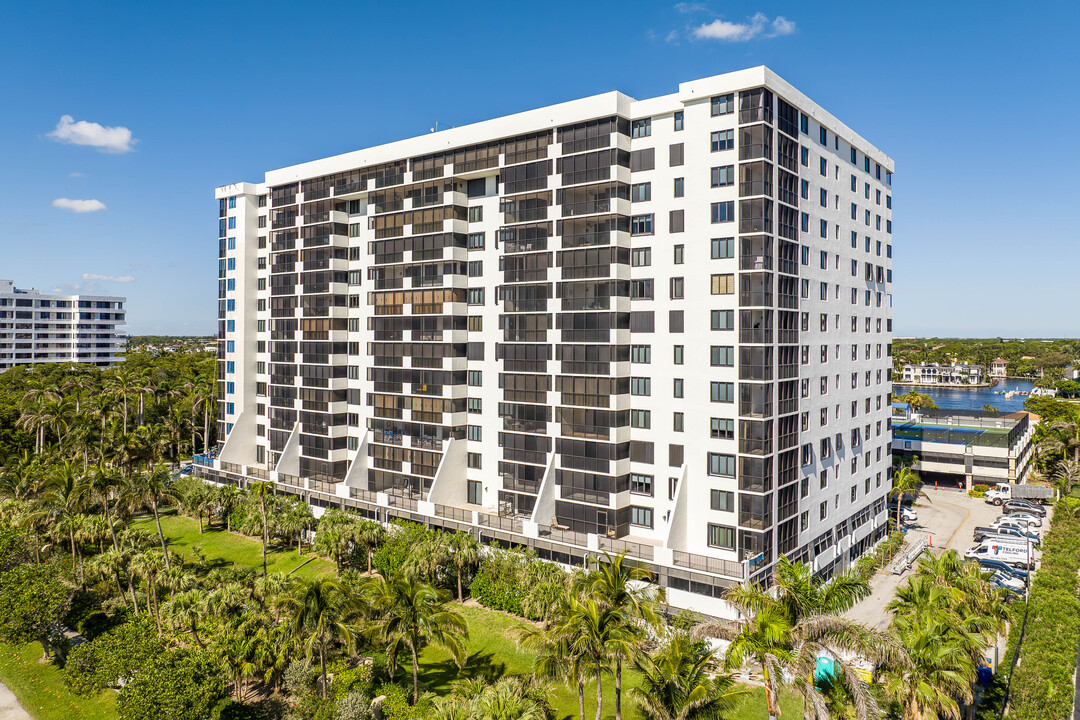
[740,254,773,271]
[671,550,744,579]
[434,504,472,523]
[598,536,655,561]
[478,513,524,534]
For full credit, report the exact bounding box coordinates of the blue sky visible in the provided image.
[0,0,1076,337]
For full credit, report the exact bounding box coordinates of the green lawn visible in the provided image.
[0,643,115,720]
[129,512,334,580]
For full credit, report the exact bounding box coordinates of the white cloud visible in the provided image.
[771,16,796,36]
[692,12,796,41]
[69,171,86,178]
[674,2,708,12]
[82,273,135,283]
[47,115,137,153]
[52,197,107,213]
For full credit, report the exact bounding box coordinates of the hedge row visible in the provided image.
[852,531,906,582]
[1009,499,1080,720]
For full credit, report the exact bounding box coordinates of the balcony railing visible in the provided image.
[434,504,472,523]
[478,513,524,534]
[539,525,590,547]
[387,494,418,511]
[598,536,655,561]
[672,550,744,579]
[350,487,378,502]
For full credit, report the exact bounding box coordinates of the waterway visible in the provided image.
[912,378,1038,414]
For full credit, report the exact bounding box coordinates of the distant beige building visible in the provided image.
[990,358,1008,378]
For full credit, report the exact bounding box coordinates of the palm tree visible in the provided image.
[518,608,590,720]
[163,589,206,646]
[558,597,633,720]
[281,498,314,555]
[367,569,469,704]
[354,518,385,575]
[446,530,481,601]
[106,366,138,434]
[890,461,926,528]
[314,514,353,576]
[884,611,977,720]
[631,631,745,720]
[221,628,259,701]
[431,676,554,720]
[279,577,356,698]
[1052,459,1080,496]
[43,459,89,579]
[576,552,664,720]
[132,550,167,633]
[126,466,178,569]
[699,557,902,720]
[216,483,242,532]
[249,481,274,580]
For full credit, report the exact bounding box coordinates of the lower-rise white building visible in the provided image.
[199,66,895,616]
[0,280,126,371]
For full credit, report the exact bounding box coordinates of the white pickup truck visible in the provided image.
[984,483,1054,506]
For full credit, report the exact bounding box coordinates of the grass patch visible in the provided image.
[0,642,115,720]
[129,512,334,580]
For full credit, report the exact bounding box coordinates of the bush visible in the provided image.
[1009,498,1080,720]
[116,648,227,720]
[336,691,374,720]
[969,489,987,498]
[284,660,316,696]
[333,660,373,696]
[375,684,413,720]
[973,483,992,492]
[64,617,165,695]
[851,532,906,582]
[211,699,265,720]
[469,545,570,620]
[372,522,437,579]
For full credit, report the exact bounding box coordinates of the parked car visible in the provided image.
[990,518,1039,534]
[988,570,1025,593]
[1002,499,1047,517]
[887,504,918,523]
[976,558,1028,581]
[993,513,1041,529]
[991,579,1024,598]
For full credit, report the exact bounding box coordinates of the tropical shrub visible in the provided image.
[116,648,227,720]
[64,617,164,695]
[469,545,571,620]
[1009,499,1080,719]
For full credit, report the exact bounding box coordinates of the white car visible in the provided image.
[888,505,918,523]
[1000,512,1042,528]
[990,519,1038,535]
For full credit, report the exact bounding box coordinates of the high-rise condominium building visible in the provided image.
[0,279,126,371]
[204,66,894,615]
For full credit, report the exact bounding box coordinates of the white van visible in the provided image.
[964,540,1035,570]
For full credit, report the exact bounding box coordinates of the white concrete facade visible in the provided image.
[0,280,126,371]
[207,66,894,615]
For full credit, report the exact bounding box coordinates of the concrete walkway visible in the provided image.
[0,680,33,720]
[846,489,997,629]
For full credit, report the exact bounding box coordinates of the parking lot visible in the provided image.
[846,488,1039,629]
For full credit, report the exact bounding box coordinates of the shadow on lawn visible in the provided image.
[419,651,508,695]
